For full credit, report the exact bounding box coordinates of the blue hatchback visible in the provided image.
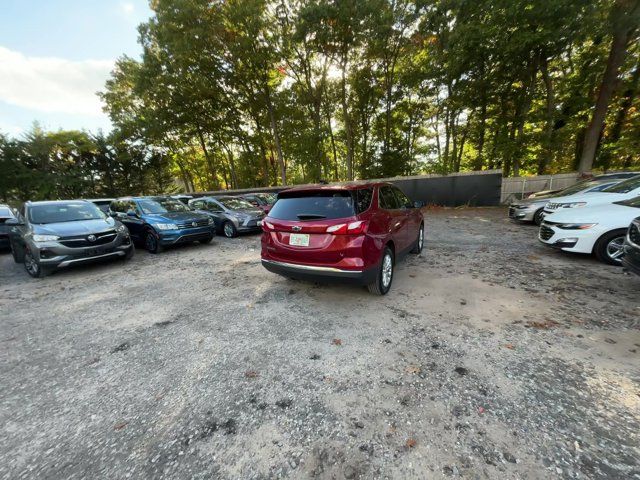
[109,196,215,253]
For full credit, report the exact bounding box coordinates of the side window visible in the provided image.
[379,186,400,210]
[354,188,373,214]
[392,187,411,208]
[207,201,223,212]
[126,201,138,214]
[191,200,203,209]
[110,201,121,213]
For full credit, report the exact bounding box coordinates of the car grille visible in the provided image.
[176,219,210,229]
[539,224,555,241]
[59,230,117,248]
[629,222,640,246]
[508,206,516,218]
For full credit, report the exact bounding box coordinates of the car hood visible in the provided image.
[544,203,640,226]
[512,197,549,207]
[143,211,209,223]
[33,218,117,236]
[545,191,626,205]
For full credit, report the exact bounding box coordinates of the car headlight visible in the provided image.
[32,234,59,242]
[154,223,178,230]
[116,225,127,233]
[561,202,587,208]
[556,223,597,230]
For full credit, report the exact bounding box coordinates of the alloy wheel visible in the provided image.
[224,223,234,238]
[24,251,39,277]
[382,253,393,288]
[606,236,625,263]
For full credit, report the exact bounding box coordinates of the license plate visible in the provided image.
[289,233,310,246]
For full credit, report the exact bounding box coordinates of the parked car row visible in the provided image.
[509,173,640,276]
[2,192,274,278]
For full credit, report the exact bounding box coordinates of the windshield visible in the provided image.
[0,207,13,218]
[616,196,640,208]
[559,180,610,196]
[29,202,105,224]
[140,198,191,214]
[602,176,640,194]
[219,197,254,210]
[256,193,276,204]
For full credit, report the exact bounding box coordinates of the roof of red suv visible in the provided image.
[280,181,391,194]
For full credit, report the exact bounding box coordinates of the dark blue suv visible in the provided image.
[109,196,215,253]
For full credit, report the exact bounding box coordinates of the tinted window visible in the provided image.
[191,200,204,209]
[270,191,356,220]
[205,200,223,212]
[29,202,105,224]
[603,176,640,193]
[355,188,373,214]
[379,186,400,209]
[559,180,606,196]
[392,187,411,208]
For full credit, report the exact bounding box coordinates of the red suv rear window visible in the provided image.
[270,188,373,221]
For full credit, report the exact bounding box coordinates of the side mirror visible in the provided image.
[126,210,138,217]
[5,218,23,226]
[413,201,425,209]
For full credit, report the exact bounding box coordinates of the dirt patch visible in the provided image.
[0,208,638,479]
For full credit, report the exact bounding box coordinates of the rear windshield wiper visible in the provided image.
[297,213,326,220]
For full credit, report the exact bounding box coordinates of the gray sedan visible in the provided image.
[188,196,265,238]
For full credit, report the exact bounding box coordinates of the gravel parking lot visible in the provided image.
[1,207,639,479]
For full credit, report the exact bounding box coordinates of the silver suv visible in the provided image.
[7,200,134,277]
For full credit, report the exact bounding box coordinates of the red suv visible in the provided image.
[261,182,424,294]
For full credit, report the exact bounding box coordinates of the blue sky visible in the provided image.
[0,0,152,136]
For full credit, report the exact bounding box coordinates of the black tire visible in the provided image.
[594,229,627,266]
[368,246,394,295]
[10,241,24,264]
[222,221,237,238]
[410,223,424,254]
[23,249,48,278]
[199,234,214,244]
[533,209,545,226]
[144,230,164,254]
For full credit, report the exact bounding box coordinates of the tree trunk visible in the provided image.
[538,54,556,175]
[263,82,286,185]
[340,56,355,180]
[195,124,218,190]
[578,0,640,173]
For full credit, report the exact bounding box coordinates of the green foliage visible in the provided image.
[3,0,640,201]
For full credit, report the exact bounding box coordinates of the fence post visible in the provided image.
[521,178,526,199]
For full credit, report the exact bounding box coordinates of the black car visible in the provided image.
[109,196,215,253]
[7,200,134,277]
[0,204,17,250]
[622,217,640,277]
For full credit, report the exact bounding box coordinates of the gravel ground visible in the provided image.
[1,207,639,480]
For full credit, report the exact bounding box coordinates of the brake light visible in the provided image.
[326,221,368,235]
[262,221,275,232]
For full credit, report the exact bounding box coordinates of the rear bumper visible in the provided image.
[262,259,377,285]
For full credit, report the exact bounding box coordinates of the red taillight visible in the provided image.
[326,220,368,235]
[262,221,275,232]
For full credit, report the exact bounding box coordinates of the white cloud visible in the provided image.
[0,46,113,116]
